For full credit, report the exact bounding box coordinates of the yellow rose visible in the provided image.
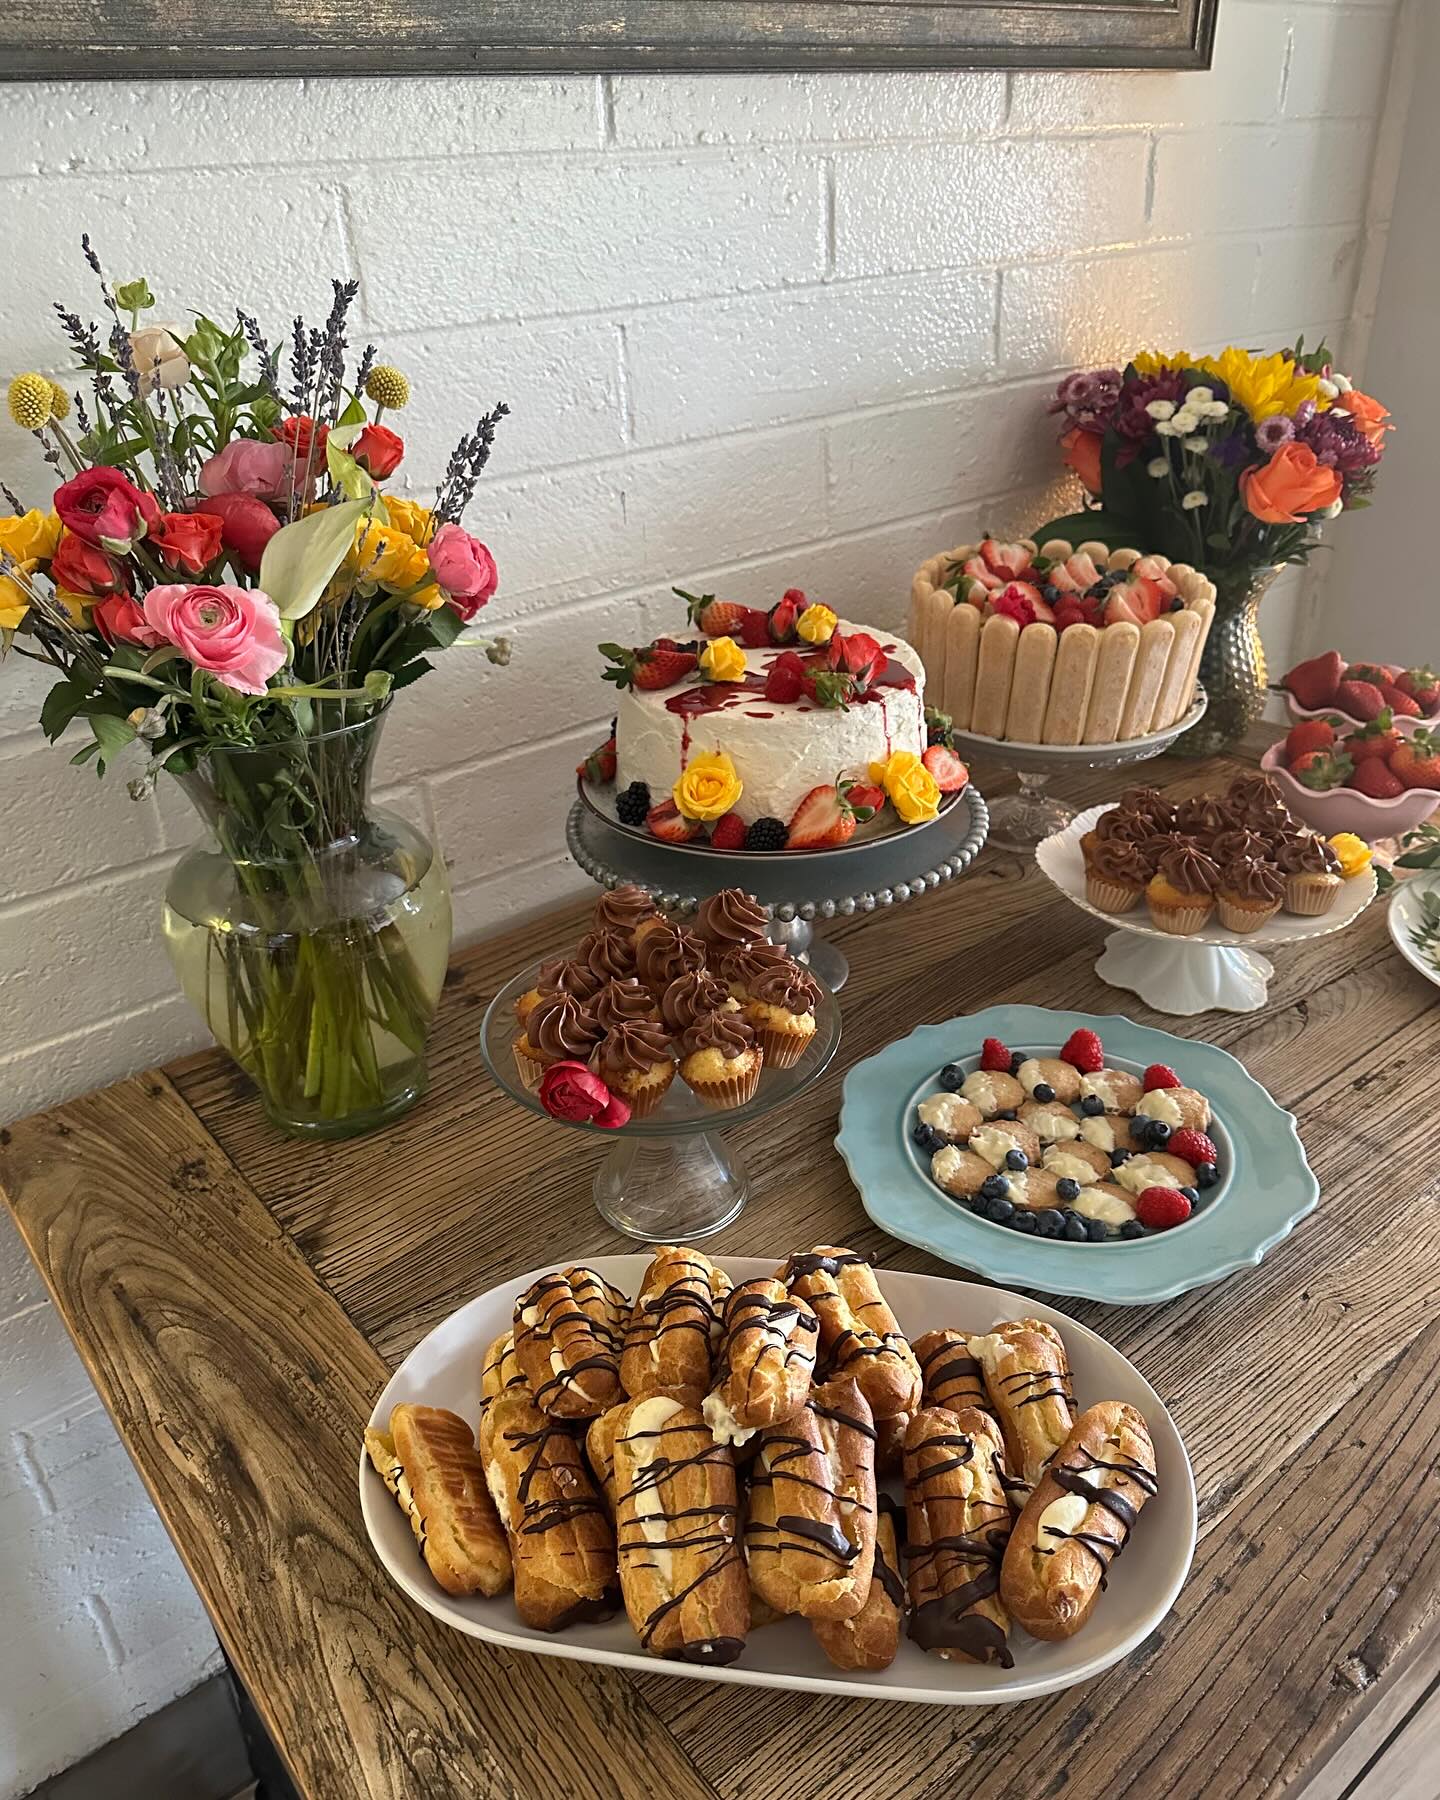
[674,751,743,821]
[380,494,434,543]
[410,580,444,611]
[348,518,430,590]
[0,509,62,564]
[797,603,838,644]
[51,588,90,624]
[1327,832,1371,878]
[698,635,747,683]
[0,560,36,629]
[870,750,939,824]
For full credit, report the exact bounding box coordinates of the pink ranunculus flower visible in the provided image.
[426,521,498,622]
[142,583,287,696]
[197,437,295,501]
[537,1060,631,1129]
[201,491,281,574]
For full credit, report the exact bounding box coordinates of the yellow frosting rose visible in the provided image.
[1327,832,1371,878]
[868,750,940,824]
[797,603,838,644]
[674,751,743,821]
[699,635,747,683]
[0,509,62,565]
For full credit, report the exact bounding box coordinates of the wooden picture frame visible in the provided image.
[2,1,1217,79]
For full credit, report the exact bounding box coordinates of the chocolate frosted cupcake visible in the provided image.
[714,939,794,1002]
[1209,826,1275,867]
[660,968,734,1034]
[1216,857,1285,933]
[514,955,602,1027]
[694,886,769,951]
[590,977,659,1033]
[513,990,602,1091]
[677,1009,764,1108]
[636,922,708,996]
[1116,786,1175,829]
[1086,840,1150,914]
[594,1019,675,1118]
[1173,794,1232,839]
[1146,843,1220,935]
[1226,772,1293,836]
[1275,834,1343,915]
[1082,804,1152,869]
[744,960,822,1069]
[577,926,637,983]
[592,882,659,945]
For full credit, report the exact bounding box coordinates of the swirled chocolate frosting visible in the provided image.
[1276,834,1341,875]
[535,957,603,1002]
[637,923,708,991]
[596,1020,673,1081]
[577,927,637,982]
[1094,807,1155,847]
[716,941,793,987]
[747,962,823,1014]
[1173,795,1232,838]
[678,1008,756,1059]
[1220,858,1285,903]
[526,991,602,1059]
[590,977,657,1032]
[1117,786,1174,827]
[660,969,731,1032]
[1157,844,1220,895]
[1210,827,1274,865]
[695,886,769,948]
[593,883,659,936]
[1089,840,1151,885]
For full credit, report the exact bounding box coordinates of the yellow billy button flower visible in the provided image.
[797,603,838,645]
[698,635,747,682]
[674,751,743,822]
[47,381,71,422]
[7,373,52,431]
[364,364,411,410]
[868,750,940,825]
[1327,832,1372,878]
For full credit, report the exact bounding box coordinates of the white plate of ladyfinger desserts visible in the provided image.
[361,1249,1196,1704]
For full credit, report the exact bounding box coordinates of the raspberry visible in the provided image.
[764,650,806,704]
[1060,1028,1104,1073]
[1143,1063,1181,1091]
[1136,1186,1192,1230]
[709,812,747,851]
[980,1037,1012,1072]
[1168,1129,1217,1167]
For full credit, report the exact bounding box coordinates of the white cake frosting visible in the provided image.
[614,619,926,826]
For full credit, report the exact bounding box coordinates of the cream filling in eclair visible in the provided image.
[703,1390,757,1447]
[625,1395,683,1591]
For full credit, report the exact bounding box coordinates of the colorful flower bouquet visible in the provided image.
[1,242,509,1137]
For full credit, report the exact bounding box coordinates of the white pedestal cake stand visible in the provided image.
[565,784,990,992]
[950,688,1209,855]
[1036,802,1379,1015]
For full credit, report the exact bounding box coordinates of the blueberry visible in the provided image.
[1034,1082,1056,1103]
[1042,584,1060,601]
[1149,1120,1172,1144]
[1005,1149,1028,1171]
[1085,1217,1109,1242]
[1196,1161,1218,1188]
[997,1108,1018,1121]
[913,1121,945,1153]
[939,1063,966,1092]
[1055,1176,1081,1202]
[980,1173,1008,1200]
[1081,1094,1105,1117]
[1120,1219,1147,1239]
[1011,1212,1037,1234]
[1009,1052,1024,1075]
[1180,1186,1199,1204]
[1036,1209,1064,1238]
[1169,596,1185,612]
[1110,1148,1132,1167]
[985,1195,1015,1223]
[1063,1211,1089,1241]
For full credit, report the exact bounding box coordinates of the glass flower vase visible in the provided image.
[162,710,452,1140]
[1175,565,1284,758]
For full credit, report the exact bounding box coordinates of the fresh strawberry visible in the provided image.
[1284,717,1336,763]
[601,642,698,692]
[1390,727,1440,791]
[1282,649,1344,712]
[578,736,617,783]
[1133,555,1179,601]
[1060,1027,1104,1073]
[676,588,747,637]
[980,1037,1013,1072]
[708,811,748,850]
[1136,1186,1192,1231]
[990,582,1055,629]
[1104,575,1164,627]
[786,784,857,850]
[1064,551,1104,590]
[1349,758,1405,799]
[1396,665,1440,713]
[1143,1063,1181,1091]
[646,800,703,842]
[738,608,772,648]
[951,572,992,606]
[828,629,884,686]
[979,538,1033,580]
[921,743,969,792]
[1291,748,1353,790]
[768,591,802,643]
[801,668,857,709]
[1344,711,1400,763]
[1168,1129,1217,1168]
[764,649,807,704]
[1345,661,1391,689]
[1334,678,1387,721]
[845,781,887,815]
[1378,682,1422,718]
[957,555,1005,595]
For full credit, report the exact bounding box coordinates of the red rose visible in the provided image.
[352,424,404,479]
[50,531,129,597]
[94,592,164,649]
[275,414,329,470]
[1061,425,1104,496]
[201,492,281,574]
[537,1060,632,1129]
[152,511,225,576]
[827,628,882,686]
[53,466,161,553]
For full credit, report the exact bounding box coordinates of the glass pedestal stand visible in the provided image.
[565,784,990,992]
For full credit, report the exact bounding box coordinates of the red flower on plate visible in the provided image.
[538,1060,631,1129]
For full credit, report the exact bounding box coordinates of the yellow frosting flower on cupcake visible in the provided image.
[1327,832,1371,878]
[674,751,742,821]
[699,635,747,682]
[797,603,838,644]
[868,749,941,824]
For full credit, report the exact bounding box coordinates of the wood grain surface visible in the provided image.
[4,736,1439,1800]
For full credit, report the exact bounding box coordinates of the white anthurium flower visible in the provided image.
[1183,435,1209,453]
[1146,399,1176,420]
[1182,491,1208,510]
[1187,385,1214,405]
[1147,458,1169,478]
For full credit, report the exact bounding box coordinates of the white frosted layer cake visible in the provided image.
[615,621,926,826]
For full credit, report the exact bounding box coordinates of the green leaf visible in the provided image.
[324,423,375,503]
[388,658,431,692]
[259,497,371,622]
[40,675,96,742]
[338,391,367,428]
[425,606,466,649]
[90,712,137,773]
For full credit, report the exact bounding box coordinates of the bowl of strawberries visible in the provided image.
[1279,649,1439,728]
[1262,709,1440,838]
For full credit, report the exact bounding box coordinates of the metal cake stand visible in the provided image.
[565,784,990,991]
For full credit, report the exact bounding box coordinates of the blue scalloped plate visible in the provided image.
[835,1004,1318,1305]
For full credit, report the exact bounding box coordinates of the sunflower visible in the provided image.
[1192,347,1328,422]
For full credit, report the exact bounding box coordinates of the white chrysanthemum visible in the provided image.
[1171,408,1199,433]
[1146,399,1176,420]
[1181,490,1208,511]
[1203,401,1230,419]
[1332,372,1353,394]
[1147,458,1169,478]
[1187,385,1214,405]
[1183,435,1209,453]
[1154,419,1178,437]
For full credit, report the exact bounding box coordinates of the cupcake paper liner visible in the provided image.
[513,1037,548,1091]
[1085,875,1143,915]
[755,1022,813,1070]
[1284,873,1342,916]
[682,1049,764,1110]
[1147,899,1214,937]
[1217,896,1282,934]
[618,1064,676,1118]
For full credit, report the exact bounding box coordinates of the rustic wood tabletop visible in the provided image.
[4,737,1438,1800]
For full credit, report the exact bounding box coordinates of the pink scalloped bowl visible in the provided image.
[1284,693,1435,733]
[1261,741,1440,838]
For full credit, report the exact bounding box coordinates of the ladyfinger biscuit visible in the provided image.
[903,1407,1013,1666]
[1120,618,1176,738]
[612,1395,749,1664]
[1175,595,1214,720]
[1042,622,1100,745]
[481,1330,528,1409]
[782,1248,921,1421]
[745,1376,878,1622]
[513,1266,627,1419]
[812,1494,904,1671]
[966,1319,1076,1499]
[912,582,953,688]
[1105,547,1141,571]
[914,1328,991,1416]
[365,1404,513,1599]
[1003,621,1058,743]
[1000,1401,1157,1640]
[1154,605,1202,728]
[1083,619,1140,744]
[479,1389,617,1631]
[620,1246,731,1407]
[943,598,982,729]
[703,1277,818,1447]
[971,614,1020,739]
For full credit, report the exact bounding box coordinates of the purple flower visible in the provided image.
[1050,367,1122,433]
[1255,416,1294,453]
[1297,408,1381,476]
[1112,370,1189,445]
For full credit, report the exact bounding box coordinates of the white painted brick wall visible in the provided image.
[0,2,1410,1787]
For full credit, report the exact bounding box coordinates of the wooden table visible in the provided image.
[5,740,1439,1800]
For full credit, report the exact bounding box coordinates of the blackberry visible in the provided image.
[745,816,788,852]
[615,781,651,825]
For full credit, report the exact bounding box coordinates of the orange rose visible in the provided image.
[1239,443,1342,525]
[1060,425,1104,495]
[1341,389,1390,448]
